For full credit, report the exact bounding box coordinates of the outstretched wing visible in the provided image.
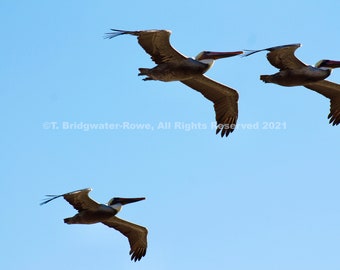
[105,29,187,64]
[266,43,306,70]
[304,80,340,125]
[40,188,99,211]
[181,75,239,137]
[102,216,148,262]
[244,43,306,70]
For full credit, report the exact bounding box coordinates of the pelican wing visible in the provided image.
[40,188,99,211]
[266,44,306,70]
[60,188,100,211]
[304,80,340,125]
[106,29,186,64]
[245,43,306,70]
[135,30,187,64]
[181,75,239,137]
[102,216,148,262]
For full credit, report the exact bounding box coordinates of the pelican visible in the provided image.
[105,29,243,137]
[40,188,147,262]
[244,43,340,125]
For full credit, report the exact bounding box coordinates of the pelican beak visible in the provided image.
[325,60,340,68]
[317,59,340,69]
[119,197,146,205]
[200,50,243,60]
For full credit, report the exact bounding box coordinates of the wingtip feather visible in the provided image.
[39,194,62,205]
[104,29,130,39]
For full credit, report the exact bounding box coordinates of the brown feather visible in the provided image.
[62,188,99,211]
[135,30,187,64]
[102,216,148,262]
[304,80,340,125]
[181,75,238,137]
[265,44,306,70]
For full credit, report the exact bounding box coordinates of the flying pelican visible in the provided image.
[244,43,340,125]
[40,188,147,262]
[105,29,243,137]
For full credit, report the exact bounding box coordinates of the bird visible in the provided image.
[40,188,147,262]
[105,29,243,137]
[244,43,340,125]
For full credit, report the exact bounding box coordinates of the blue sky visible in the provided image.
[2,1,340,269]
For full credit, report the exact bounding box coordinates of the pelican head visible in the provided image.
[108,197,145,212]
[195,50,243,68]
[315,59,340,70]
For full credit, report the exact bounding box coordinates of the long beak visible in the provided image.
[323,60,340,68]
[201,51,243,60]
[119,197,145,205]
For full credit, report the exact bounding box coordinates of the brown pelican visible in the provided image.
[105,29,243,137]
[244,43,340,125]
[40,188,147,262]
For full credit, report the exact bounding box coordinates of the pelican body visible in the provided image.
[40,188,147,262]
[138,57,209,81]
[105,29,243,137]
[262,65,331,86]
[138,51,238,82]
[244,43,340,125]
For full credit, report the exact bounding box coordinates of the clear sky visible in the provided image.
[2,1,340,270]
